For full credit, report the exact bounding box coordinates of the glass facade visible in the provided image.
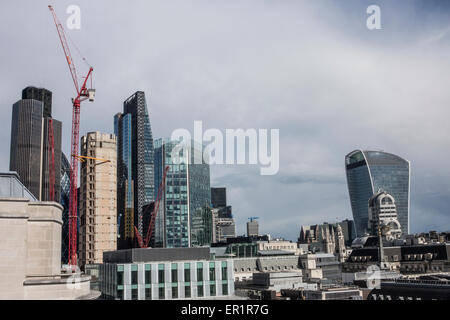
[154,139,211,248]
[60,153,71,263]
[345,150,410,236]
[114,91,155,248]
[99,260,234,300]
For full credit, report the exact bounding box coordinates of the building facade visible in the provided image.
[211,187,227,208]
[345,150,410,236]
[79,132,117,269]
[9,87,62,202]
[114,91,155,249]
[153,138,211,248]
[368,190,402,240]
[60,153,71,263]
[100,248,235,300]
[247,219,259,237]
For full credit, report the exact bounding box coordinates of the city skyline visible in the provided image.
[1,0,449,241]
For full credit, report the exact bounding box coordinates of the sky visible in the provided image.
[1,0,449,241]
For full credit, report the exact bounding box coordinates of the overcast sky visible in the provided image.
[1,0,449,240]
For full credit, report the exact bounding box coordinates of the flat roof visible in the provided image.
[103,247,211,263]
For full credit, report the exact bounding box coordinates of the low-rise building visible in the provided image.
[99,247,235,300]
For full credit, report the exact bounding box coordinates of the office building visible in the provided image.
[114,91,155,249]
[60,152,71,263]
[212,208,236,243]
[100,247,235,300]
[210,187,236,243]
[79,132,117,269]
[345,150,410,236]
[247,218,259,237]
[211,187,227,208]
[191,206,214,247]
[153,138,211,248]
[22,86,52,118]
[9,87,62,202]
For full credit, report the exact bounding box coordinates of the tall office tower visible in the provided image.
[60,152,71,263]
[368,190,402,240]
[9,88,62,201]
[22,86,52,119]
[79,132,117,269]
[345,150,410,237]
[114,91,155,249]
[153,138,211,248]
[211,188,227,208]
[247,218,259,237]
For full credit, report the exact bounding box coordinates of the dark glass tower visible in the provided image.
[211,188,227,208]
[9,88,62,202]
[115,91,154,249]
[153,139,211,248]
[345,150,410,237]
[22,86,52,118]
[10,99,43,198]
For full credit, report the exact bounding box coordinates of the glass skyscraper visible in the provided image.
[345,150,410,237]
[60,152,71,263]
[115,91,155,249]
[153,139,211,248]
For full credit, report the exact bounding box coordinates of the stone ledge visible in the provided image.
[23,274,91,286]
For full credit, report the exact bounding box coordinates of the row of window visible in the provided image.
[117,264,228,285]
[120,283,228,300]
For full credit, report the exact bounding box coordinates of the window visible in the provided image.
[185,285,191,298]
[172,264,178,282]
[158,265,165,284]
[209,265,216,281]
[184,267,191,282]
[172,286,178,299]
[117,270,124,285]
[145,267,151,284]
[222,266,228,280]
[145,287,152,300]
[197,265,203,281]
[117,289,123,300]
[131,288,138,300]
[197,285,204,297]
[131,270,138,285]
[159,287,165,300]
[210,284,216,296]
[222,283,228,296]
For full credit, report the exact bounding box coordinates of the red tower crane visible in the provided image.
[49,5,95,267]
[135,165,170,248]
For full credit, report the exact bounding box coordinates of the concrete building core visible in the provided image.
[79,132,117,269]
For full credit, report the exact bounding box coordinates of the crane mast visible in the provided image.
[135,165,170,248]
[49,5,95,267]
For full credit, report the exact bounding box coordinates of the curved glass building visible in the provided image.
[345,150,410,237]
[60,152,71,263]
